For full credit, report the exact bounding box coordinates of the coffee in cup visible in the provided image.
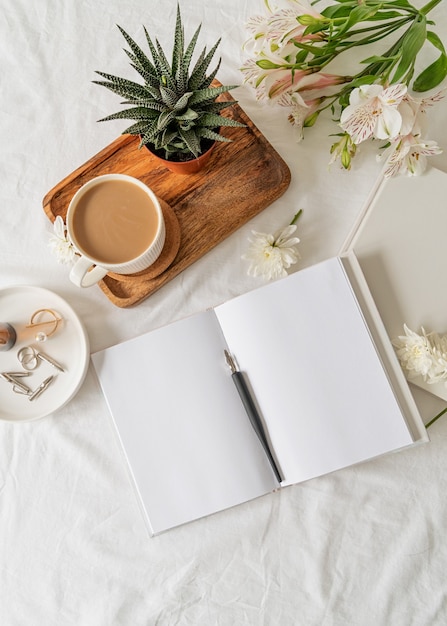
[66,174,165,287]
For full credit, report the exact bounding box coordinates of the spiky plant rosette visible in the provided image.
[94,5,245,161]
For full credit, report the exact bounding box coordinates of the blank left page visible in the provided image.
[91,310,278,535]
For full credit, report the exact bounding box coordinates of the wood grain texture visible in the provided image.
[42,92,291,307]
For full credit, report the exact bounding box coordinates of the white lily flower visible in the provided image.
[340,83,407,144]
[242,223,301,281]
[378,89,444,176]
[381,135,442,177]
[243,0,444,175]
[48,215,76,264]
[278,92,309,140]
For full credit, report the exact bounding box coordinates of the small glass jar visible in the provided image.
[0,323,17,351]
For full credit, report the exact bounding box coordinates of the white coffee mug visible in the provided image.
[66,174,165,288]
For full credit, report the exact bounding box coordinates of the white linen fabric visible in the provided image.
[0,0,446,624]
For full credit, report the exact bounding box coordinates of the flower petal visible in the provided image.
[374,105,402,139]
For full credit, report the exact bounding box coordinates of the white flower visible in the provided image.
[381,135,442,177]
[400,89,445,134]
[277,91,309,140]
[242,224,300,281]
[394,324,435,379]
[393,324,447,385]
[48,216,76,264]
[340,83,407,144]
[379,90,444,177]
[244,1,323,53]
[425,332,447,383]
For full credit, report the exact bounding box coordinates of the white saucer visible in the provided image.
[0,285,89,421]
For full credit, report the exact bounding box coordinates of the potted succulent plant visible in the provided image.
[93,4,244,174]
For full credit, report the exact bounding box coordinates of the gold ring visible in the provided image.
[26,308,63,341]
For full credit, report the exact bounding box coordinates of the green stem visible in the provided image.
[333,17,411,47]
[290,209,303,225]
[296,17,411,73]
[420,0,443,15]
[425,406,447,429]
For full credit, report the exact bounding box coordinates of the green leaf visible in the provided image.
[294,49,310,64]
[301,22,325,37]
[203,101,235,114]
[413,53,447,91]
[140,126,161,146]
[321,5,352,19]
[426,29,447,53]
[197,128,231,143]
[160,85,180,107]
[335,5,380,38]
[123,52,158,85]
[392,16,427,83]
[367,10,409,20]
[125,62,159,90]
[172,92,193,111]
[188,85,239,106]
[175,24,200,92]
[175,107,199,121]
[198,59,222,91]
[189,38,221,90]
[198,112,244,128]
[348,75,379,88]
[117,25,156,77]
[171,4,184,77]
[122,120,154,136]
[98,108,159,125]
[413,30,447,90]
[156,110,176,131]
[93,73,154,100]
[154,39,173,75]
[360,54,399,64]
[181,24,201,78]
[179,128,201,157]
[292,40,331,57]
[143,28,175,92]
[98,106,160,122]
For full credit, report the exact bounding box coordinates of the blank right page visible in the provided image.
[215,257,415,486]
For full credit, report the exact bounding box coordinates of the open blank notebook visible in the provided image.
[91,254,426,535]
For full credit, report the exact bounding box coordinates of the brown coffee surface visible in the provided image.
[71,180,159,264]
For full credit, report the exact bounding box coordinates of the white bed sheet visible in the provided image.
[1,0,447,624]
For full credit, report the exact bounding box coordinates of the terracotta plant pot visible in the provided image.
[143,140,216,175]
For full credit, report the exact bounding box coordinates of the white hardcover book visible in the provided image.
[91,254,426,535]
[342,165,447,402]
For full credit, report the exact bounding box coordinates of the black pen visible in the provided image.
[224,350,283,483]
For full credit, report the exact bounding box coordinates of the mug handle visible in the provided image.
[70,256,108,288]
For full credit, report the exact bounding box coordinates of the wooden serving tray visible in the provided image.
[42,93,291,307]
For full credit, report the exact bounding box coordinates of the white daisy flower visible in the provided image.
[394,324,434,379]
[48,216,76,264]
[242,218,301,281]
